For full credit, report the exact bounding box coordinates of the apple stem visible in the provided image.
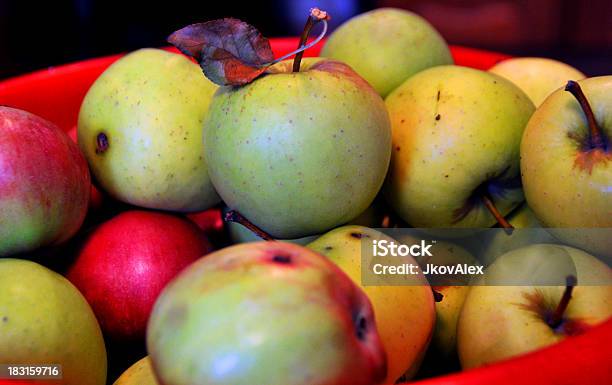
[565,81,608,151]
[548,275,577,329]
[292,8,330,72]
[224,210,275,241]
[481,195,514,232]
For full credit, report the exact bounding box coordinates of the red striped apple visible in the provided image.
[0,107,90,256]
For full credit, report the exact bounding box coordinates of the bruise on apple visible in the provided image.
[350,231,370,239]
[271,254,292,264]
[353,311,368,340]
[95,132,109,154]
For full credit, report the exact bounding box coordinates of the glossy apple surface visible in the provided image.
[67,210,211,341]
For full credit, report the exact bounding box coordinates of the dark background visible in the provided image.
[0,0,610,80]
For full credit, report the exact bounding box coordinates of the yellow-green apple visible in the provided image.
[520,77,612,257]
[0,258,107,385]
[385,66,535,228]
[114,356,158,385]
[321,8,453,97]
[147,242,386,385]
[67,210,211,342]
[78,48,219,212]
[489,57,585,106]
[457,244,612,369]
[204,58,391,238]
[308,226,435,383]
[478,204,556,266]
[0,107,90,257]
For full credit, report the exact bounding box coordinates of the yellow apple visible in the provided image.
[489,57,585,106]
[308,226,435,383]
[457,244,612,369]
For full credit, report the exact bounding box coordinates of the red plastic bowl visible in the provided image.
[0,38,610,385]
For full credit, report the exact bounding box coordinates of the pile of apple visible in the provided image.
[1,7,611,385]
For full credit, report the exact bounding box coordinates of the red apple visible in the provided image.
[0,106,90,257]
[67,210,212,342]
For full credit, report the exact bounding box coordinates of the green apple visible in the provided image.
[489,57,585,106]
[147,241,386,385]
[114,357,158,385]
[478,204,556,266]
[457,244,612,369]
[308,226,435,383]
[205,58,391,239]
[0,258,107,385]
[79,48,219,212]
[385,65,535,228]
[321,8,453,97]
[520,77,612,257]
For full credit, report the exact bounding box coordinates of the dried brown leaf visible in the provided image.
[168,18,274,86]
